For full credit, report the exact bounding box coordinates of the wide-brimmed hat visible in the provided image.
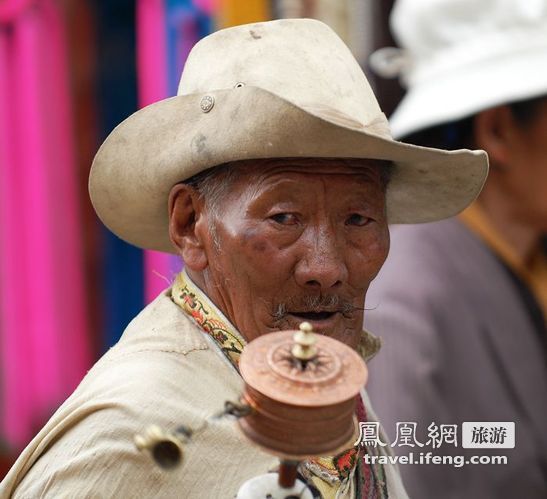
[90,18,487,254]
[370,0,547,139]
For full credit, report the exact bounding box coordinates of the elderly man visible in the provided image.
[1,19,487,498]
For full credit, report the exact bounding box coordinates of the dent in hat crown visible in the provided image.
[178,18,389,137]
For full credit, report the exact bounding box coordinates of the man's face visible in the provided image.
[504,99,547,231]
[191,159,390,350]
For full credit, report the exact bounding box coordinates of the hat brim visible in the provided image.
[89,86,488,253]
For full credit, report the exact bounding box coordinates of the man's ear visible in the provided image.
[474,106,519,169]
[168,184,208,271]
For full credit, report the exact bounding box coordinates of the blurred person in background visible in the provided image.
[366,0,547,498]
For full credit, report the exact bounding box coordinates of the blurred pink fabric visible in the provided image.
[137,0,176,303]
[0,0,90,448]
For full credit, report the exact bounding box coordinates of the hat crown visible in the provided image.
[179,19,389,137]
[392,0,547,66]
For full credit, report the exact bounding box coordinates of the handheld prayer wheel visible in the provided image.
[238,322,368,460]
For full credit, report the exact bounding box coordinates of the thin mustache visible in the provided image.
[270,295,365,323]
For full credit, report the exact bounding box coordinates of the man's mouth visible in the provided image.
[289,311,337,321]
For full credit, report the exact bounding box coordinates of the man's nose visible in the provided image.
[294,228,348,290]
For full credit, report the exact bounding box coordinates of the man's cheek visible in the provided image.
[362,233,389,273]
[242,235,284,263]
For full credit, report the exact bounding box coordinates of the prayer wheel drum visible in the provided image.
[238,324,368,460]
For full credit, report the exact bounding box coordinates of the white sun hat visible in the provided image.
[370,0,547,139]
[90,18,487,254]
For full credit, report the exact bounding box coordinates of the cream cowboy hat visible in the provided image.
[370,0,547,138]
[89,18,488,254]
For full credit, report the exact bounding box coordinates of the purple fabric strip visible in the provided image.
[0,23,35,447]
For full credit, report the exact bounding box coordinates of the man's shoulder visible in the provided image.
[373,218,494,295]
[109,289,210,357]
[2,292,247,497]
[76,290,243,415]
[366,218,506,328]
[387,218,480,265]
[75,290,230,402]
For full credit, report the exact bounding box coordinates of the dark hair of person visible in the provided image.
[402,94,547,150]
[184,157,393,206]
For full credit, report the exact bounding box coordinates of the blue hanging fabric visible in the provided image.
[165,0,213,96]
[96,0,144,350]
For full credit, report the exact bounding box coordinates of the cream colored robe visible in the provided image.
[1,291,408,498]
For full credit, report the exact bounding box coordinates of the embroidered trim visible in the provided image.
[171,272,245,368]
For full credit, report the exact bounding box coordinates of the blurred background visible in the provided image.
[0,0,403,477]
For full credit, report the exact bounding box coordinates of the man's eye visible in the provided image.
[270,213,298,225]
[346,213,370,226]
